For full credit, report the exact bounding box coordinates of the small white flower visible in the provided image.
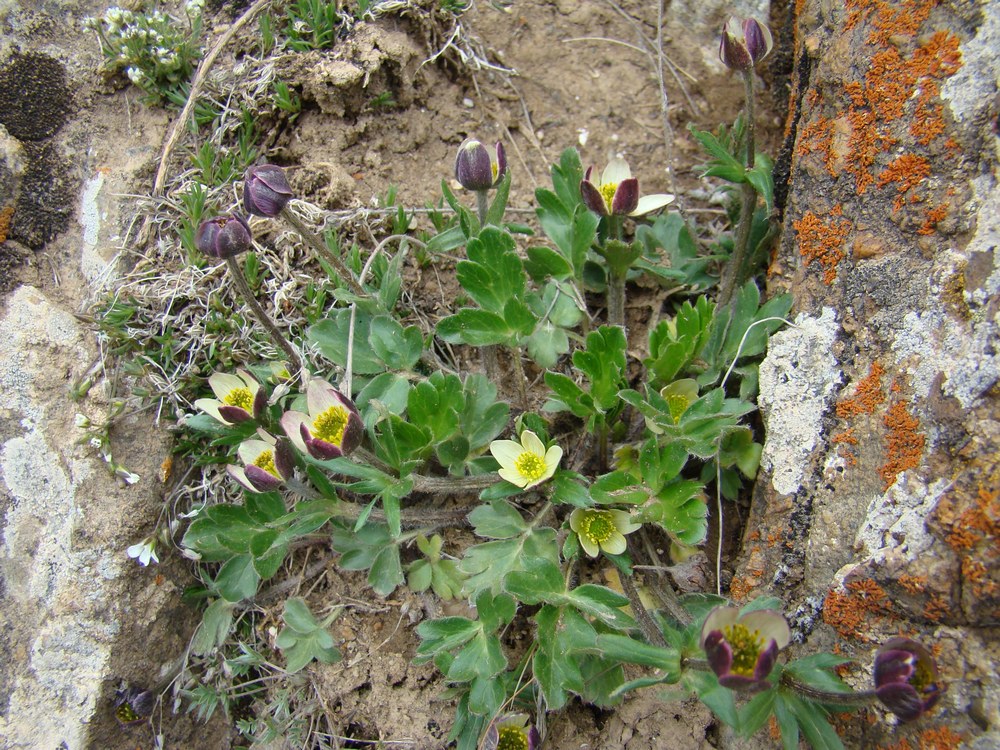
[75,413,92,428]
[118,469,141,485]
[489,430,562,490]
[127,539,159,566]
[127,67,145,85]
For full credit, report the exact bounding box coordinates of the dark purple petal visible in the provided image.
[196,215,253,259]
[302,422,345,460]
[874,649,916,687]
[340,410,364,455]
[274,438,296,479]
[876,683,925,722]
[719,30,752,71]
[752,638,780,683]
[243,164,293,217]
[455,140,494,191]
[718,672,767,691]
[493,141,508,185]
[703,630,734,679]
[217,405,254,423]
[611,177,639,215]
[245,464,283,491]
[743,19,770,65]
[253,387,268,422]
[527,725,541,750]
[580,179,608,215]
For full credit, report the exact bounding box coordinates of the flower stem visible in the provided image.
[224,256,302,372]
[620,553,669,649]
[607,268,626,329]
[719,70,758,307]
[510,345,529,409]
[280,206,366,297]
[475,189,489,226]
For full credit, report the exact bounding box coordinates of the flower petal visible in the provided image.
[227,464,258,492]
[703,629,734,677]
[741,610,791,650]
[520,430,545,456]
[490,440,524,469]
[608,509,641,535]
[194,398,230,425]
[306,378,345,416]
[580,179,609,215]
[238,439,276,465]
[701,606,740,647]
[602,157,632,185]
[244,464,283,491]
[543,445,564,474]
[498,467,529,487]
[578,530,600,557]
[611,177,639,215]
[208,372,246,400]
[602,530,627,555]
[875,683,925,722]
[280,411,310,454]
[630,193,675,216]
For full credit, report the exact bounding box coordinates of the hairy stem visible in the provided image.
[619,556,669,649]
[510,346,529,410]
[719,70,758,306]
[281,206,365,296]
[475,189,489,226]
[607,269,626,330]
[225,256,302,372]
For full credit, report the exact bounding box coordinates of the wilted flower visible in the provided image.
[874,638,943,722]
[126,538,159,567]
[700,606,790,691]
[719,17,773,71]
[196,214,253,259]
[281,379,363,460]
[580,158,674,217]
[489,430,562,490]
[194,369,265,426]
[455,138,507,191]
[227,432,295,492]
[114,685,155,725]
[243,164,294,217]
[482,713,540,750]
[569,507,641,557]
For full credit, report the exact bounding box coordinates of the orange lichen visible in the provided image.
[879,400,925,490]
[918,203,948,235]
[911,83,945,145]
[918,727,965,750]
[768,716,781,741]
[943,486,1000,551]
[877,154,932,211]
[837,362,886,418]
[832,429,859,466]
[728,576,754,602]
[898,573,927,595]
[795,208,853,284]
[922,595,948,622]
[0,205,13,244]
[823,578,890,639]
[796,115,838,177]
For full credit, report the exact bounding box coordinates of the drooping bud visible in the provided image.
[243,164,294,217]
[455,138,507,191]
[195,214,253,259]
[874,638,943,722]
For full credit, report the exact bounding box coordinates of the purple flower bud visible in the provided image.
[243,164,293,217]
[719,17,773,71]
[700,606,790,691]
[196,214,252,259]
[874,638,943,722]
[455,138,506,191]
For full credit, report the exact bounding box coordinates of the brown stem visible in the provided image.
[619,566,669,649]
[510,346,529,410]
[280,206,366,296]
[225,255,302,372]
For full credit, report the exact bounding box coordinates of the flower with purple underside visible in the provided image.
[489,430,562,490]
[455,138,507,191]
[569,507,641,557]
[700,605,790,691]
[227,432,295,492]
[196,214,253,259]
[194,369,264,426]
[874,638,943,722]
[243,164,294,217]
[482,713,540,750]
[114,685,156,725]
[719,17,773,71]
[281,379,363,460]
[580,157,674,218]
[126,538,159,567]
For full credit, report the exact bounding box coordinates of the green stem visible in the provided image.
[280,206,365,297]
[719,70,758,307]
[225,255,302,372]
[607,269,626,329]
[475,189,489,226]
[597,420,609,473]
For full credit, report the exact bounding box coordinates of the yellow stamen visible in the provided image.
[496,726,528,750]
[312,405,349,446]
[515,451,546,482]
[599,181,619,213]
[722,623,765,676]
[223,387,254,410]
[580,510,615,545]
[252,449,278,477]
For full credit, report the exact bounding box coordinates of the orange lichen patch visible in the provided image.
[768,715,781,742]
[837,362,886,418]
[942,486,1000,551]
[832,429,859,466]
[845,0,935,45]
[796,115,837,177]
[795,209,853,284]
[728,575,754,602]
[922,595,949,622]
[823,578,890,639]
[911,31,963,79]
[918,727,965,750]
[918,203,948,235]
[879,400,925,490]
[845,109,896,195]
[911,83,945,145]
[0,205,13,244]
[898,573,927,594]
[877,154,931,211]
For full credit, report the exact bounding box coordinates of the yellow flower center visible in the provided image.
[599,181,619,213]
[252,449,278,477]
[115,704,140,723]
[722,623,765,676]
[666,393,691,423]
[224,387,254,410]
[496,726,528,750]
[515,451,546,482]
[312,405,349,446]
[580,510,615,545]
[911,657,934,693]
[491,162,499,181]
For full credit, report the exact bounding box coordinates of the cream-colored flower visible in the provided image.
[194,369,261,425]
[489,430,562,490]
[570,508,641,557]
[580,157,674,217]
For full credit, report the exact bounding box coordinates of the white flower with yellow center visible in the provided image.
[227,432,294,492]
[281,379,363,460]
[194,369,261,425]
[489,430,562,490]
[580,157,674,217]
[569,507,641,557]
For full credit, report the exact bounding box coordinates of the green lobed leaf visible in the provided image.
[467,500,527,539]
[459,527,559,597]
[639,479,707,546]
[214,553,260,602]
